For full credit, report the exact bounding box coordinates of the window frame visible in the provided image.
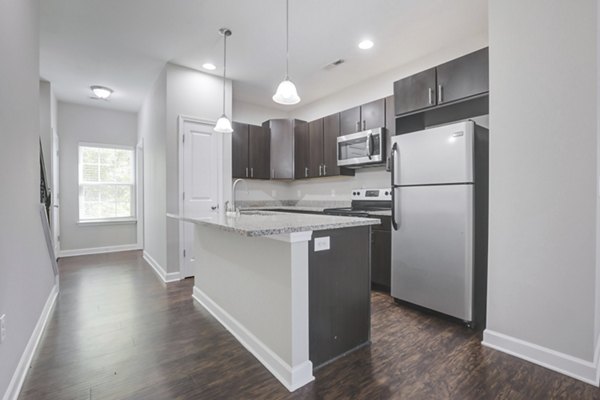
[77,142,137,225]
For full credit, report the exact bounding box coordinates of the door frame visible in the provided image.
[177,115,224,279]
[50,128,60,257]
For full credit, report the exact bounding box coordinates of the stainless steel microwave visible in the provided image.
[337,127,385,168]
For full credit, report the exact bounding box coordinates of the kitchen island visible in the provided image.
[182,211,379,391]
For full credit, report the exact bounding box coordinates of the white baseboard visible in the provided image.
[595,335,600,385]
[192,286,314,392]
[58,244,141,258]
[143,251,180,283]
[483,329,600,386]
[2,283,59,400]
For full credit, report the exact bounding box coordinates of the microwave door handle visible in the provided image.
[366,132,372,159]
[391,142,398,231]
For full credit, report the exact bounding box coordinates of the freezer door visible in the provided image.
[391,121,474,186]
[391,184,474,321]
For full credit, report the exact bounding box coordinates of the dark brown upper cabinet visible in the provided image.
[323,113,342,177]
[249,124,270,179]
[394,47,489,117]
[384,96,396,137]
[436,47,489,105]
[393,67,437,116]
[301,114,355,179]
[231,122,270,179]
[263,119,307,180]
[232,122,249,179]
[361,99,386,131]
[308,119,324,178]
[340,106,361,136]
[294,121,310,179]
[340,99,386,135]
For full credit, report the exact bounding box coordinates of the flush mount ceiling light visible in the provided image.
[272,0,300,105]
[214,28,233,133]
[90,85,113,100]
[358,39,374,50]
[202,63,216,71]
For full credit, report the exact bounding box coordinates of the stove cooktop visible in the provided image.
[323,188,392,217]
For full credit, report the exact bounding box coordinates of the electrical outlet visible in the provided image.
[0,314,6,343]
[314,236,330,252]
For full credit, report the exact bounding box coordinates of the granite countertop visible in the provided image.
[181,210,380,237]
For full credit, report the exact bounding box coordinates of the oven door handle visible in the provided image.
[391,142,398,231]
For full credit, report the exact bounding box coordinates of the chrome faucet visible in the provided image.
[229,178,247,214]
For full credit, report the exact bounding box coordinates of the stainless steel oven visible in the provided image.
[337,127,385,168]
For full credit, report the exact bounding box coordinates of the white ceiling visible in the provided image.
[40,0,488,113]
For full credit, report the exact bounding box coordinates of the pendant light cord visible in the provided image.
[223,32,227,114]
[285,0,289,80]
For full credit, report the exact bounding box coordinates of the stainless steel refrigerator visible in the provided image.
[390,120,488,325]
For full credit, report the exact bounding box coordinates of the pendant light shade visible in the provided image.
[273,79,300,105]
[273,0,300,105]
[214,114,233,133]
[214,28,233,133]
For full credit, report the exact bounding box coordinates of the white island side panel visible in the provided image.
[192,225,313,391]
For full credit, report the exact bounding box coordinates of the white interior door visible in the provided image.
[180,118,222,278]
[51,128,60,257]
[183,120,221,218]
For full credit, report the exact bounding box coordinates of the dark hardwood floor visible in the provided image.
[18,251,600,400]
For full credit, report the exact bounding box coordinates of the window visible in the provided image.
[78,144,135,222]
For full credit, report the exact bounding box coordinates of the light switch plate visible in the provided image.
[314,236,330,252]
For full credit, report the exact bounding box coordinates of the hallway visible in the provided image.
[18,251,600,399]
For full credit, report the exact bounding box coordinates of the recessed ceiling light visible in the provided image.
[358,39,374,50]
[202,63,216,70]
[90,85,113,100]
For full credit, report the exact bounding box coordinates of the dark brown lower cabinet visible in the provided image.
[371,216,391,291]
[309,226,371,368]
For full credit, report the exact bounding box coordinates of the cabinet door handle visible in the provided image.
[356,121,361,131]
[362,120,366,130]
[245,167,249,177]
[272,168,275,179]
[438,84,443,104]
[323,164,327,176]
[319,165,323,176]
[250,167,254,178]
[305,167,308,177]
[428,87,434,105]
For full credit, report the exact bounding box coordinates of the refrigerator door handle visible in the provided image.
[391,142,399,231]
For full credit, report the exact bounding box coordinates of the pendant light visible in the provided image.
[214,28,233,133]
[272,0,300,105]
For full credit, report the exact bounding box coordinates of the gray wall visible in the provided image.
[58,102,139,252]
[138,68,167,270]
[486,0,598,362]
[597,0,600,356]
[138,64,232,274]
[0,0,56,396]
[39,80,56,187]
[166,64,232,273]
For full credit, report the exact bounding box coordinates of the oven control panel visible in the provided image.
[351,188,392,200]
